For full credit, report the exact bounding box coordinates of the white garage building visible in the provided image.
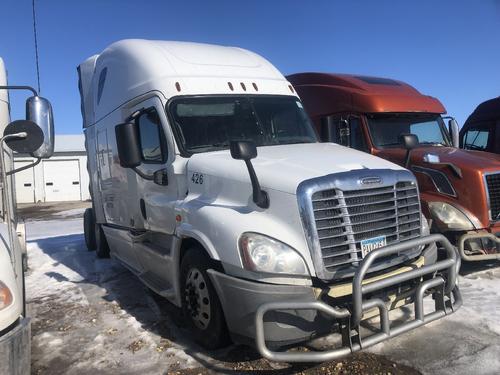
[14,134,90,203]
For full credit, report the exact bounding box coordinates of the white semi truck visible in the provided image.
[0,58,54,374]
[78,40,461,362]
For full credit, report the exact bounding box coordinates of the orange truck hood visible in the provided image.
[375,146,500,228]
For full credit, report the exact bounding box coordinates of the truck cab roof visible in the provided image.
[287,72,445,116]
[463,96,500,125]
[78,39,295,127]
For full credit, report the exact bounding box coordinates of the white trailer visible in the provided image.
[78,40,461,362]
[0,57,54,374]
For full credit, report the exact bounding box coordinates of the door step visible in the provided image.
[139,270,175,298]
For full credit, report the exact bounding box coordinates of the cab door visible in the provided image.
[127,96,178,235]
[124,96,180,289]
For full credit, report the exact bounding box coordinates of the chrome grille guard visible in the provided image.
[255,234,461,363]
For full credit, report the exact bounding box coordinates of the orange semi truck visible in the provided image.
[288,73,500,261]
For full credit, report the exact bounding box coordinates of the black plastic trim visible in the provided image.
[412,166,457,197]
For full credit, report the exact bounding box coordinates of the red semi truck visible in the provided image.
[288,73,500,261]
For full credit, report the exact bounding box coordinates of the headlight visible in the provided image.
[239,233,309,276]
[428,202,474,231]
[0,281,13,311]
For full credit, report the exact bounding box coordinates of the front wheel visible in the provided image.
[180,248,230,349]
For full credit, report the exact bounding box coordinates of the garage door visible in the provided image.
[43,160,81,202]
[14,161,35,203]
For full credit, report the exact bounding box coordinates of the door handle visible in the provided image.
[139,198,147,220]
[46,182,53,186]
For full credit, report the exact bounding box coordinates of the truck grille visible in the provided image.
[485,173,500,221]
[311,181,421,274]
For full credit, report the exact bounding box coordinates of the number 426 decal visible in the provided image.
[191,172,204,184]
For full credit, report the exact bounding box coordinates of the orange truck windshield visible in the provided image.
[367,114,452,148]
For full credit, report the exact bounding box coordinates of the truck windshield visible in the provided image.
[367,114,451,148]
[169,96,318,154]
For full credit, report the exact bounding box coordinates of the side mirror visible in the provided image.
[448,118,459,148]
[230,140,257,160]
[115,122,142,168]
[399,133,419,150]
[3,120,44,153]
[230,140,269,209]
[399,133,419,169]
[26,96,54,158]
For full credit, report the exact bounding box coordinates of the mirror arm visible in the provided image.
[244,160,269,209]
[125,107,145,122]
[404,149,412,169]
[132,167,154,181]
[6,158,41,176]
[0,85,38,96]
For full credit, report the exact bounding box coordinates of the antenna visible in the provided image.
[32,0,41,94]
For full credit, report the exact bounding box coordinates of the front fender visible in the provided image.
[176,189,315,277]
[175,223,220,260]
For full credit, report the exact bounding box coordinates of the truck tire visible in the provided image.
[95,224,110,258]
[180,248,230,349]
[84,208,97,251]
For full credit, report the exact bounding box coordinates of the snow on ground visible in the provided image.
[26,218,202,374]
[52,207,87,218]
[25,216,500,374]
[370,265,500,375]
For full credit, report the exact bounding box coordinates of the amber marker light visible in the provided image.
[0,281,13,310]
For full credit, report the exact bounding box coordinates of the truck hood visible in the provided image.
[411,146,500,172]
[188,143,405,194]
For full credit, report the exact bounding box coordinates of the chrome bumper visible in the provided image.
[255,234,461,363]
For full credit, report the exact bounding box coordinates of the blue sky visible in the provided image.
[1,0,499,134]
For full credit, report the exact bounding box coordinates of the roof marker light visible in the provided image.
[288,84,295,93]
[228,82,234,91]
[240,82,246,91]
[252,83,258,91]
[175,82,181,92]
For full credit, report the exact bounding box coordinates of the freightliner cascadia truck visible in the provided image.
[460,96,500,154]
[289,73,500,262]
[0,57,55,375]
[78,40,460,362]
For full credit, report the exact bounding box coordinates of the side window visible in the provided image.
[320,115,367,151]
[97,67,107,105]
[463,128,490,151]
[136,108,166,163]
[320,115,346,145]
[349,118,368,152]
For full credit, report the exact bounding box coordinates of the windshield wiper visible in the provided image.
[419,141,445,146]
[188,142,230,151]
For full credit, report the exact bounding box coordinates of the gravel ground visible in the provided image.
[21,203,500,374]
[18,201,91,221]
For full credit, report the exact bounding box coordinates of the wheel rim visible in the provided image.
[184,267,211,330]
